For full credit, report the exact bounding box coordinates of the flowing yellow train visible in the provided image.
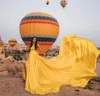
[23,34,100,95]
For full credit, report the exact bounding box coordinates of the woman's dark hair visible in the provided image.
[29,37,38,51]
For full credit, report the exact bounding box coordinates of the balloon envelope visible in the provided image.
[8,38,17,46]
[19,12,59,56]
[60,0,67,8]
[46,0,50,5]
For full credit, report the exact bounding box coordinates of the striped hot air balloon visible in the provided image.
[19,12,59,56]
[8,38,17,47]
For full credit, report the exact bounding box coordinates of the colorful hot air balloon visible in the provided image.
[60,0,67,8]
[19,12,59,56]
[8,38,17,46]
[46,0,50,5]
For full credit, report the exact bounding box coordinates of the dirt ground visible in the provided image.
[0,63,100,96]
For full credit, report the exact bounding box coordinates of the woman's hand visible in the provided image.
[37,44,45,56]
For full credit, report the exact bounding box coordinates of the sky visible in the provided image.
[0,0,100,47]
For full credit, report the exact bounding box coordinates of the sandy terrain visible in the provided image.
[0,63,100,96]
[0,76,100,96]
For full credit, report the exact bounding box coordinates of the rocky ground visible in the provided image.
[0,50,100,96]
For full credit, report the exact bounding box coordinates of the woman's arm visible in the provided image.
[37,44,45,55]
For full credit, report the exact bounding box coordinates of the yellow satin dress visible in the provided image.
[24,34,100,95]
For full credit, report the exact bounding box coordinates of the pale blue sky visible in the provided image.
[0,0,100,46]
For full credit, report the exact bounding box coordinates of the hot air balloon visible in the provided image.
[46,0,50,5]
[8,38,17,47]
[60,0,67,8]
[19,12,59,56]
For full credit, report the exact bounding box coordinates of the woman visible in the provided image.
[24,34,100,95]
[23,37,44,79]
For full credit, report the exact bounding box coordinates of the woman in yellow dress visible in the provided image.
[24,37,44,79]
[24,34,100,95]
